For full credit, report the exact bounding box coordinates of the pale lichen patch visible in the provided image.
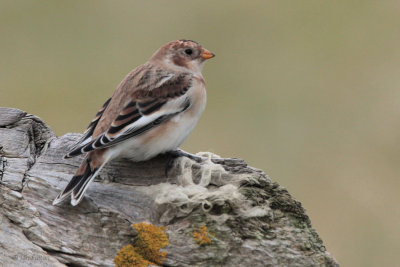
[144,152,272,224]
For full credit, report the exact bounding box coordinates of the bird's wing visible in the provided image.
[65,71,193,158]
[68,97,112,152]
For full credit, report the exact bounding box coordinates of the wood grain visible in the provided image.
[0,108,339,267]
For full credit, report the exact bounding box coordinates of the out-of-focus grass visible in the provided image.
[1,1,400,266]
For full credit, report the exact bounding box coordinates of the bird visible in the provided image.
[53,39,215,206]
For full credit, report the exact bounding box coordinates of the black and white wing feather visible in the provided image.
[65,71,193,158]
[66,97,111,154]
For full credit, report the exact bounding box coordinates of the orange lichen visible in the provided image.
[114,222,169,267]
[114,244,150,267]
[132,222,169,265]
[193,226,212,245]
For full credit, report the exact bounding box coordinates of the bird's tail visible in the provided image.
[53,153,108,206]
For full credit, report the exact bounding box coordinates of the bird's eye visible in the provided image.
[185,49,193,55]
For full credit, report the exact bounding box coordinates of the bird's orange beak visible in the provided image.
[200,48,215,60]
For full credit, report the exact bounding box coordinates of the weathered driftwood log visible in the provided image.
[0,107,339,267]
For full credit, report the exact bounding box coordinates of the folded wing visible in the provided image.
[65,71,193,158]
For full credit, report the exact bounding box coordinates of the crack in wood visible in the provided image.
[0,157,6,182]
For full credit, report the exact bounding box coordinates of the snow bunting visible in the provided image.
[53,40,215,206]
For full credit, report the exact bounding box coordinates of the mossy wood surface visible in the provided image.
[0,107,339,267]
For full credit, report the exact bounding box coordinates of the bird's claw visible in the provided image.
[164,149,204,177]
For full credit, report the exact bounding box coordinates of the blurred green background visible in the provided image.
[1,1,399,266]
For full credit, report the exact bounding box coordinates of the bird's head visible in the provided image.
[150,39,215,73]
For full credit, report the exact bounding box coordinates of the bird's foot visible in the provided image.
[164,149,204,177]
[168,149,204,162]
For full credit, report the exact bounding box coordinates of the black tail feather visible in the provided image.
[53,159,100,206]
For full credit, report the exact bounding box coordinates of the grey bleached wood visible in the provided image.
[0,107,339,267]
